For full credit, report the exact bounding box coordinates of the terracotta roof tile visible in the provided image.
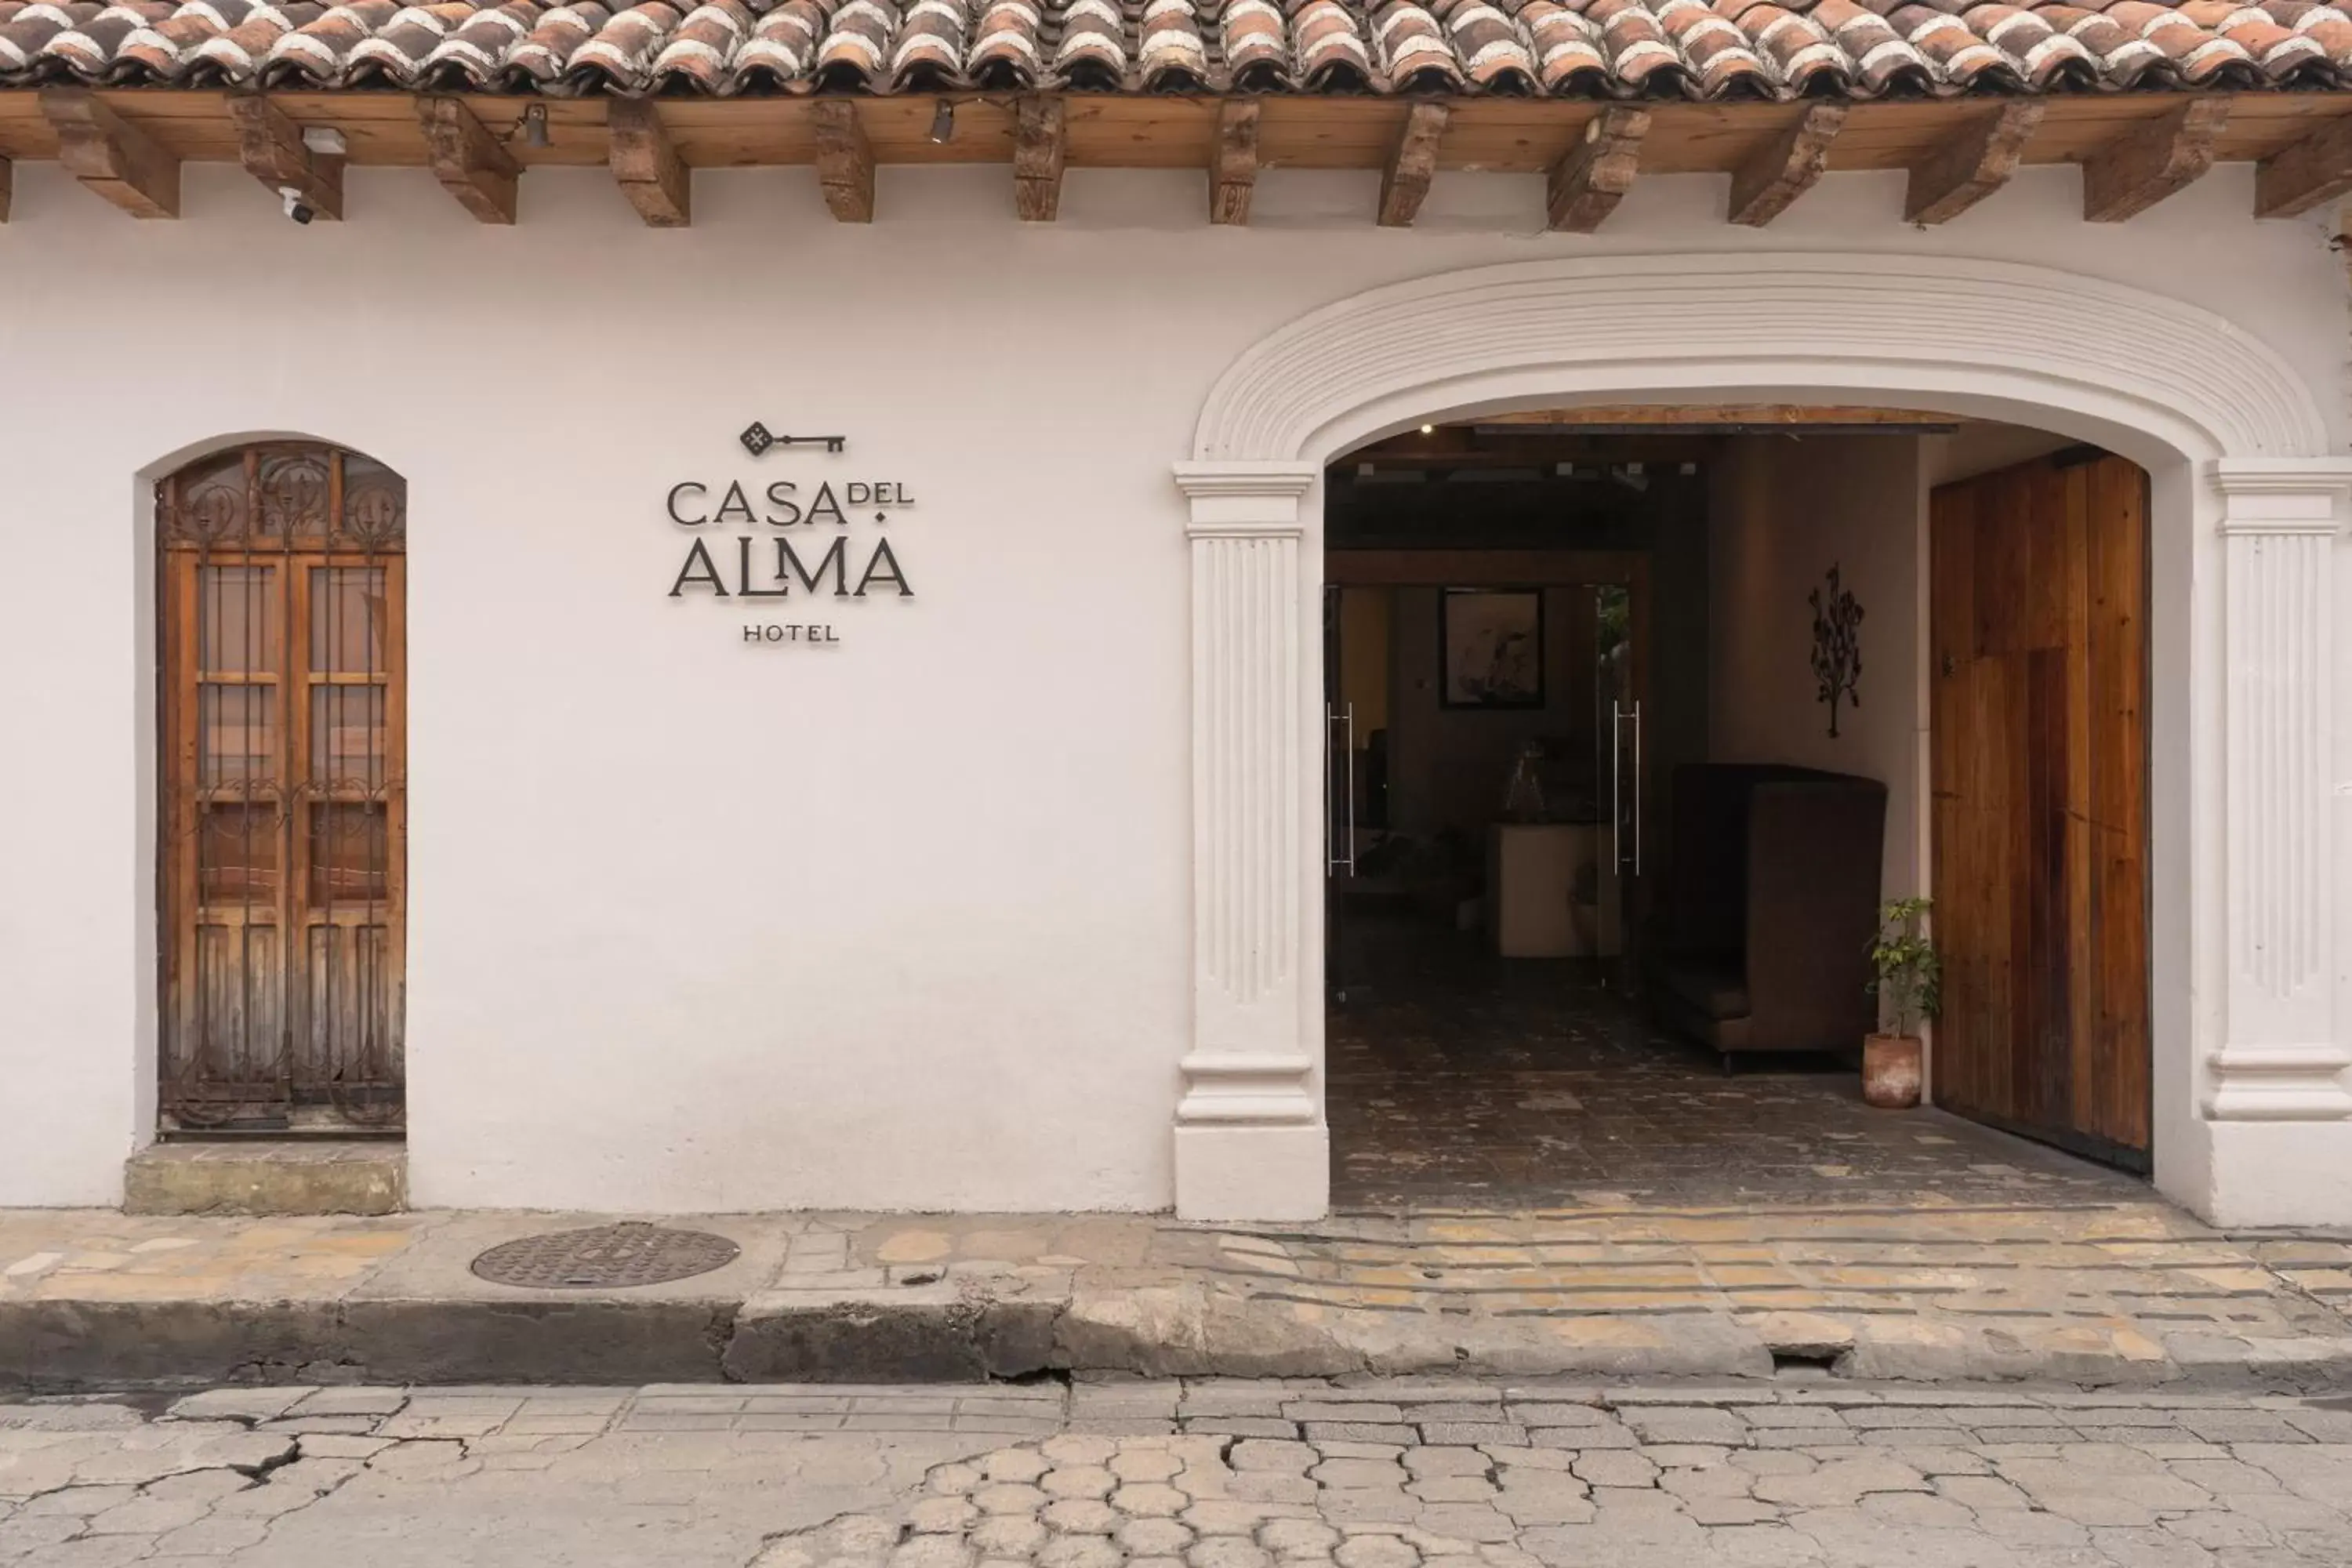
[2,0,2343,92]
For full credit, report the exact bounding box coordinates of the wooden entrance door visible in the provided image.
[1929,450,2150,1167]
[158,443,407,1132]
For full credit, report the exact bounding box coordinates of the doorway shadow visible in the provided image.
[1327,908,2144,1215]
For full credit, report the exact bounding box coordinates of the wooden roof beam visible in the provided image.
[41,89,178,219]
[2255,111,2352,219]
[1904,100,2044,225]
[229,93,343,221]
[419,96,519,223]
[1378,100,1450,228]
[1211,98,1260,225]
[2083,97,2227,223]
[1014,94,1065,221]
[814,98,874,222]
[1728,102,1845,227]
[1546,107,1649,233]
[609,98,689,227]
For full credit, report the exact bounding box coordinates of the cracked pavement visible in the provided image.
[6,1381,2352,1566]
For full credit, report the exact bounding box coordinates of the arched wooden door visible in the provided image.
[158,443,406,1133]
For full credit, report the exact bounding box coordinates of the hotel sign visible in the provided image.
[663,425,914,644]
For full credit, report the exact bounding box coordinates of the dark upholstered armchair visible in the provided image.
[1644,764,1889,1058]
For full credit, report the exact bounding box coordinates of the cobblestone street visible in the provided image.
[7,1380,2352,1567]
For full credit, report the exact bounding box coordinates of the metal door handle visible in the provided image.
[1611,700,1642,876]
[1326,704,1356,875]
[1629,700,1642,877]
[1611,702,1622,873]
[1343,702,1356,875]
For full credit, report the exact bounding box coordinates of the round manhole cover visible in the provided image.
[470,1221,741,1289]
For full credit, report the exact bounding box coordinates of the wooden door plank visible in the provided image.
[383,551,409,1085]
[2016,642,2041,1132]
[2060,461,2096,1142]
[2025,463,2065,1135]
[275,553,303,1098]
[163,540,203,1096]
[1932,477,1992,1120]
[2087,456,2152,1151]
[1929,482,1964,1111]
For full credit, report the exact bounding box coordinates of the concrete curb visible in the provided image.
[12,1283,2352,1393]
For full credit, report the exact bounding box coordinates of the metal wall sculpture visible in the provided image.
[1809,563,1864,739]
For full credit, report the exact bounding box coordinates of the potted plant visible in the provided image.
[1864,897,1940,1109]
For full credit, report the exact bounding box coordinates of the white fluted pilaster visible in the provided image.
[1172,461,1327,1221]
[2207,460,2352,1122]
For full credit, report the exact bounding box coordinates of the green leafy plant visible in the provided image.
[1868,897,1942,1036]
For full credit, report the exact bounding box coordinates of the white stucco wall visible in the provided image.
[0,152,2343,1212]
[1708,434,1925,905]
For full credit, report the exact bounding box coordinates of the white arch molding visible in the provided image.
[1171,252,2352,1228]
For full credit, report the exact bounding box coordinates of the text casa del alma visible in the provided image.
[665,475,915,604]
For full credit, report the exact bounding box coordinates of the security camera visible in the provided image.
[278,185,314,226]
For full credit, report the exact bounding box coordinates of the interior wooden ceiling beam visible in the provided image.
[1727,102,1846,227]
[1014,93,1065,221]
[1903,100,2044,225]
[419,96,519,223]
[1377,100,1449,228]
[813,98,874,221]
[2083,96,2228,223]
[2253,111,2352,218]
[1210,97,1259,225]
[228,93,342,221]
[608,98,689,226]
[1546,106,1650,233]
[40,88,178,218]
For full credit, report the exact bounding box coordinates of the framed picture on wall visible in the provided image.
[1441,588,1544,710]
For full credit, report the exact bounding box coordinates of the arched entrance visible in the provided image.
[155,441,408,1134]
[1171,253,2352,1227]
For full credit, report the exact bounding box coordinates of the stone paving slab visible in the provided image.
[3,1204,2350,1392]
[5,1380,2352,1566]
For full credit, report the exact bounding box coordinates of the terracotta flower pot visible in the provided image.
[1863,1033,1923,1109]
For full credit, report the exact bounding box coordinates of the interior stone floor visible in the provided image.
[1324,908,2145,1214]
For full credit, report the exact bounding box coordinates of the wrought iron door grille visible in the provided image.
[157,443,407,1134]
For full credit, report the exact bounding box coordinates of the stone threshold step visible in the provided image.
[124,1141,406,1218]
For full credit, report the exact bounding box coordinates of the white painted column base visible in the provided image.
[1174,1123,1330,1223]
[2206,1120,2352,1229]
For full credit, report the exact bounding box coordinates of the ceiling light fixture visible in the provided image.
[1418,423,1435,435]
[518,102,551,149]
